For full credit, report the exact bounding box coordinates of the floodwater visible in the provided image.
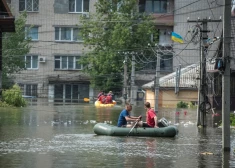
[0,101,234,168]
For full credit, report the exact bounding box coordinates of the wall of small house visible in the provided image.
[161,89,198,107]
[145,88,198,108]
[144,89,155,108]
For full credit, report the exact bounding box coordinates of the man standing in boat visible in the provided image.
[142,102,158,128]
[117,103,142,127]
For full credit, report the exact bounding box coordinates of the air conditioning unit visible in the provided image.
[160,43,172,47]
[82,13,89,18]
[39,56,46,63]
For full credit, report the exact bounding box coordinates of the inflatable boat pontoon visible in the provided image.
[93,122,178,137]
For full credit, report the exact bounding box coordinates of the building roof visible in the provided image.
[142,62,215,89]
[0,0,15,32]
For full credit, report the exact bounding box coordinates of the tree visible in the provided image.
[80,0,158,93]
[2,12,31,88]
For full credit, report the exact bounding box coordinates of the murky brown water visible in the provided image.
[0,102,234,168]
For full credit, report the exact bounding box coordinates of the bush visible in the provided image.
[177,101,188,108]
[0,101,12,107]
[230,113,235,126]
[1,84,27,107]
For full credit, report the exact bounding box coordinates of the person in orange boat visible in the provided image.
[97,91,104,99]
[105,94,112,104]
[108,91,114,99]
[98,93,106,104]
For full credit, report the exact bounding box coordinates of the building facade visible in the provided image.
[7,0,175,103]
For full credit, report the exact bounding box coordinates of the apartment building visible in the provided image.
[7,0,175,102]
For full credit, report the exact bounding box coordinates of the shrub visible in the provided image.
[177,101,188,108]
[230,113,235,126]
[1,84,27,107]
[0,101,12,107]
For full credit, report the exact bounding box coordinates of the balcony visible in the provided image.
[139,0,174,26]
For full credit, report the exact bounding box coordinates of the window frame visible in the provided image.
[19,0,39,12]
[68,0,90,13]
[54,55,83,70]
[24,55,38,69]
[141,54,173,72]
[160,54,173,72]
[145,0,167,13]
[55,27,83,42]
[19,84,38,97]
[25,26,39,41]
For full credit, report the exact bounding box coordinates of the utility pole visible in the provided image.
[154,53,160,112]
[175,64,181,94]
[0,33,2,93]
[201,20,207,127]
[222,0,231,151]
[188,18,221,127]
[197,38,202,126]
[130,52,136,104]
[123,53,128,103]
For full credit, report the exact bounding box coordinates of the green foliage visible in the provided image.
[80,0,158,91]
[0,101,12,107]
[2,12,31,89]
[177,101,188,108]
[230,113,235,126]
[188,101,197,108]
[218,113,235,127]
[1,84,27,107]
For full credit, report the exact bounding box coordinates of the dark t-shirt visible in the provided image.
[117,109,129,127]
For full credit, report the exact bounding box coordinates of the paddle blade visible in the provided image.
[84,98,90,102]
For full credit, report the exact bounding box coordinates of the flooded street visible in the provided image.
[0,102,234,168]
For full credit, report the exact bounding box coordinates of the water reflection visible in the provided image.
[145,139,157,168]
[0,103,234,167]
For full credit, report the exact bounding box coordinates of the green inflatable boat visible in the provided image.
[93,123,178,137]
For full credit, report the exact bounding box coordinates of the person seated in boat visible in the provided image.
[141,102,158,128]
[98,93,106,104]
[105,94,112,104]
[107,91,114,100]
[97,91,104,99]
[117,103,142,127]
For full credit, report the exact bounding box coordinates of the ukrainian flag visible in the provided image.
[171,32,183,43]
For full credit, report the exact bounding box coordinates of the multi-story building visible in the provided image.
[143,0,235,110]
[7,0,175,103]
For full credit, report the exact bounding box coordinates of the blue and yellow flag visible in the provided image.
[171,32,183,43]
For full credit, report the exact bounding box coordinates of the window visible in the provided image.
[19,0,39,12]
[26,84,37,96]
[117,0,124,12]
[54,84,63,102]
[109,0,124,13]
[160,54,173,72]
[55,27,83,42]
[19,84,37,97]
[24,55,38,69]
[69,0,89,13]
[54,56,82,70]
[54,84,89,102]
[159,29,172,46]
[145,0,167,13]
[25,26,39,40]
[142,54,173,72]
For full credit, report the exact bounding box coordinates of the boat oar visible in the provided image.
[126,120,138,137]
[84,98,90,102]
